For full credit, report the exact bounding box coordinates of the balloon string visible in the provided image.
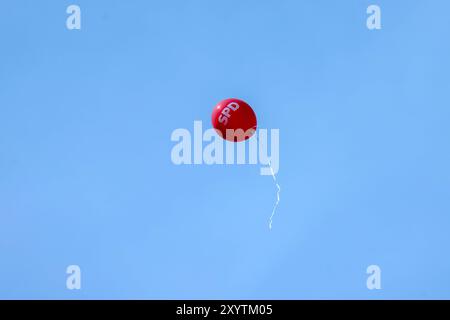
[268,160,281,230]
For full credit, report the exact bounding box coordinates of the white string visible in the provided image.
[268,160,280,230]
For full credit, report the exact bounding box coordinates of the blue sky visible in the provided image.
[1,0,450,299]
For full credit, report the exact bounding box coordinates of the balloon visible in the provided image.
[211,98,257,142]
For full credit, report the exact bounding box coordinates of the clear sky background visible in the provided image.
[1,0,450,299]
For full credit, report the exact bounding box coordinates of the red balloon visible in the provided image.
[211,98,257,142]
